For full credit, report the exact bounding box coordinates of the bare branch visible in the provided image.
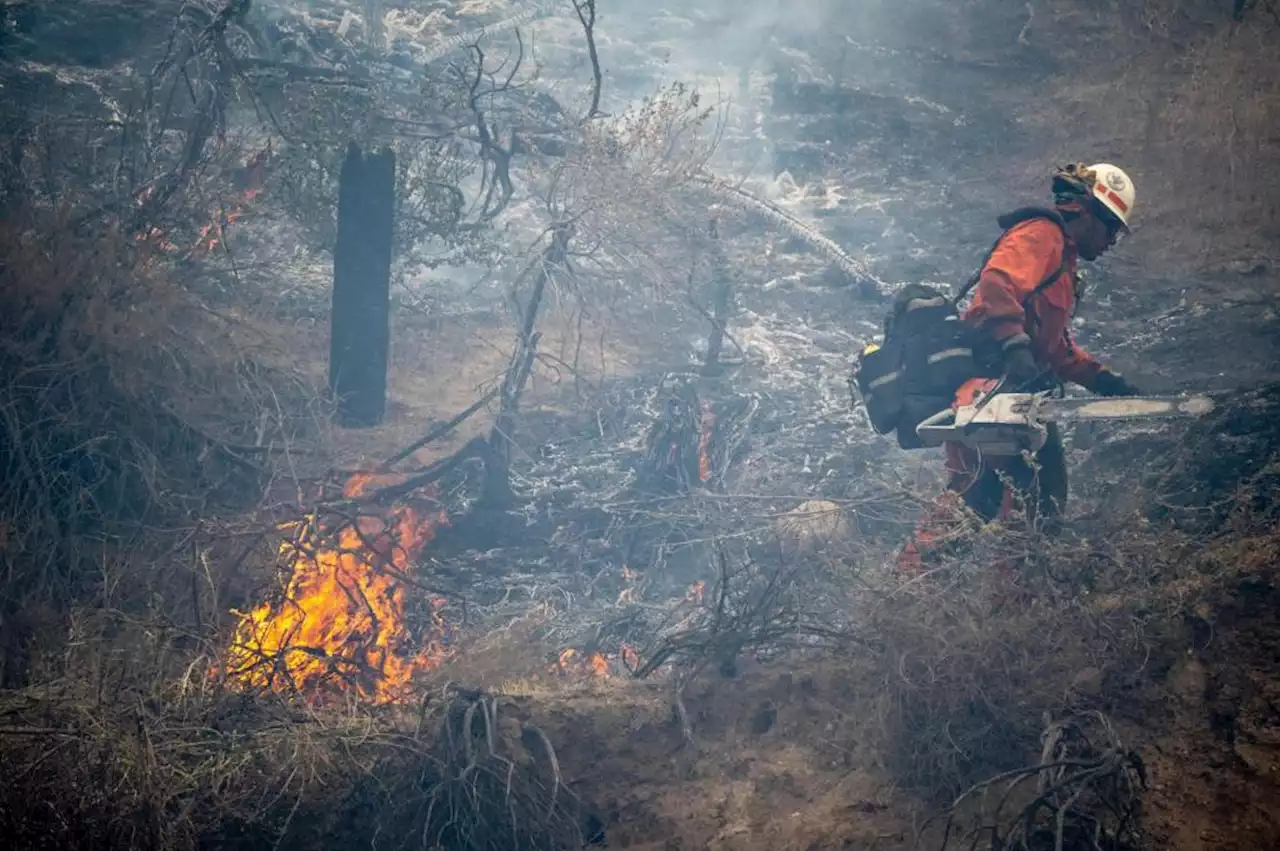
[460,37,522,222]
[572,0,605,121]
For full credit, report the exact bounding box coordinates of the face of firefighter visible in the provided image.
[1072,205,1124,261]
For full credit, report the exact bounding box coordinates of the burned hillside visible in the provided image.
[1,1,1279,849]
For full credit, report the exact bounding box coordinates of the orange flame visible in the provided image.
[135,226,177,254]
[135,148,269,260]
[551,647,614,679]
[617,566,642,603]
[191,205,247,256]
[221,472,450,704]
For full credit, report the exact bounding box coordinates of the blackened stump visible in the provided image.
[330,143,396,428]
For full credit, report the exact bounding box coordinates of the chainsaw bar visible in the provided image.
[1036,394,1216,424]
[914,392,1217,455]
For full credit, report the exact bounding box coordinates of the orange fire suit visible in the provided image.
[898,216,1100,571]
[963,217,1102,390]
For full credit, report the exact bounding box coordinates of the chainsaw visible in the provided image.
[915,390,1216,455]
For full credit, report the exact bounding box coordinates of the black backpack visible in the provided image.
[852,208,1069,450]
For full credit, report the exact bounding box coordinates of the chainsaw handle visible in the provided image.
[914,405,958,447]
[916,406,956,430]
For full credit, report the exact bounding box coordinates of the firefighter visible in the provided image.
[899,162,1142,570]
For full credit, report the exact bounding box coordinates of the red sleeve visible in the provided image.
[964,220,1066,347]
[1052,329,1105,389]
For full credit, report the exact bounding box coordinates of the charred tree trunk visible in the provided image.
[329,143,396,428]
[482,223,572,507]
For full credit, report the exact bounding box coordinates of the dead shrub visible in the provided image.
[855,573,1086,796]
[842,511,1181,802]
[921,710,1146,851]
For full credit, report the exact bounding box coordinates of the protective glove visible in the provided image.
[1001,340,1041,388]
[1093,368,1142,398]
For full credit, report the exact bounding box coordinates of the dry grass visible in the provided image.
[838,487,1280,820]
[921,710,1145,850]
[843,545,1134,800]
[0,679,595,851]
[0,208,326,686]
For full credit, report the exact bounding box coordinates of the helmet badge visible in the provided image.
[1104,171,1128,192]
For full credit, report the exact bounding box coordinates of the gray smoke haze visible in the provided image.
[217,0,1031,298]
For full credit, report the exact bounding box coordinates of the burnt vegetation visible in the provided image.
[1,1,1279,850]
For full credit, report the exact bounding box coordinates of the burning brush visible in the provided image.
[640,378,718,493]
[638,376,757,494]
[134,147,269,260]
[550,643,642,680]
[221,472,451,705]
[552,648,611,679]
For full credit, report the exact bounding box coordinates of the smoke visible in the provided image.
[595,0,843,81]
[229,0,986,289]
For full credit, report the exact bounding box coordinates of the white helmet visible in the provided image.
[1086,163,1135,230]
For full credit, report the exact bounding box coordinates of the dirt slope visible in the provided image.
[1137,577,1280,850]
[511,669,915,851]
